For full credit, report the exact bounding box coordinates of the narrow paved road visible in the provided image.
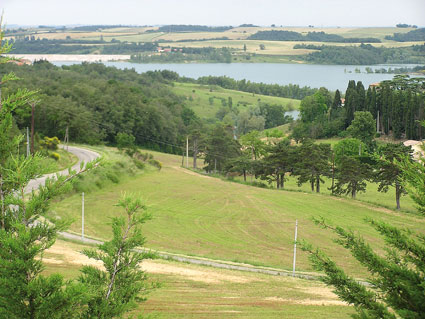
[25,145,100,193]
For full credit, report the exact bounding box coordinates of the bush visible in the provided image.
[148,159,162,170]
[41,136,60,150]
[49,151,60,161]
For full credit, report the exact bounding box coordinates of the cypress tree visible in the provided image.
[330,89,342,120]
[355,81,366,111]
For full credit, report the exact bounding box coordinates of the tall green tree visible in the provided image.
[347,111,376,147]
[375,143,413,210]
[331,155,373,199]
[292,141,331,193]
[203,124,241,172]
[79,195,156,318]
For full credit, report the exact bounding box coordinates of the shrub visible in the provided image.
[41,136,60,150]
[49,151,60,161]
[148,159,162,170]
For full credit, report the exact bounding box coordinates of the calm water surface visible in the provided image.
[54,62,422,92]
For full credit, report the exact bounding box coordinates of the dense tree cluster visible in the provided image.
[297,43,425,65]
[385,28,425,41]
[248,30,381,43]
[1,62,194,152]
[292,76,425,141]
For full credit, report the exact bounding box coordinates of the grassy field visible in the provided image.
[49,145,425,279]
[43,239,355,318]
[172,82,300,119]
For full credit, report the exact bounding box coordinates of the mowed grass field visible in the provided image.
[50,145,425,279]
[43,239,355,318]
[172,82,300,119]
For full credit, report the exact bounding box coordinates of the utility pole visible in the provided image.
[186,136,189,168]
[377,110,380,133]
[214,158,217,173]
[30,102,35,155]
[26,127,30,158]
[331,152,335,195]
[81,192,85,240]
[64,126,69,151]
[292,220,298,277]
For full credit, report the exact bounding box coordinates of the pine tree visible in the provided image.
[79,195,156,319]
[0,22,95,318]
[375,143,413,210]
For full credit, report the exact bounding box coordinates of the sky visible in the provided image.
[1,0,424,27]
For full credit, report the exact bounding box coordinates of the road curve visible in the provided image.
[25,145,100,193]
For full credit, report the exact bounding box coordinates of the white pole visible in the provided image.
[82,192,85,240]
[26,127,30,158]
[292,219,298,277]
[186,136,189,168]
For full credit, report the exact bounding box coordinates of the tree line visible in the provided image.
[385,27,425,41]
[5,37,158,54]
[192,75,318,99]
[130,47,233,63]
[292,75,425,141]
[297,43,425,65]
[188,123,414,210]
[248,30,381,43]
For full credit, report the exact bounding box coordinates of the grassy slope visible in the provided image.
[44,239,354,318]
[41,148,78,174]
[50,145,425,278]
[172,82,300,119]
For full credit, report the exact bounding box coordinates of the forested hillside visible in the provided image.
[1,62,193,152]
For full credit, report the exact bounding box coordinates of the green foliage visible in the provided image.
[331,155,373,199]
[40,136,60,150]
[50,151,60,161]
[302,217,425,319]
[347,111,376,146]
[385,28,425,41]
[148,158,162,170]
[115,132,136,150]
[375,143,413,210]
[79,194,156,318]
[334,138,367,163]
[292,141,331,193]
[203,124,241,172]
[1,62,190,153]
[395,152,425,214]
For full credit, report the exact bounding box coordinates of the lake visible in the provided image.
[54,61,422,92]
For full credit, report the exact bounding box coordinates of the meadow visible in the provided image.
[171,82,300,119]
[49,145,425,279]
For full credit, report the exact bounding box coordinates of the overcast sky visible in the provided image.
[1,0,424,27]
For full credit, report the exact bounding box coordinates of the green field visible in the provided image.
[50,145,425,279]
[44,239,355,318]
[172,82,300,119]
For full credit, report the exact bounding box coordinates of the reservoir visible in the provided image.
[54,61,422,92]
